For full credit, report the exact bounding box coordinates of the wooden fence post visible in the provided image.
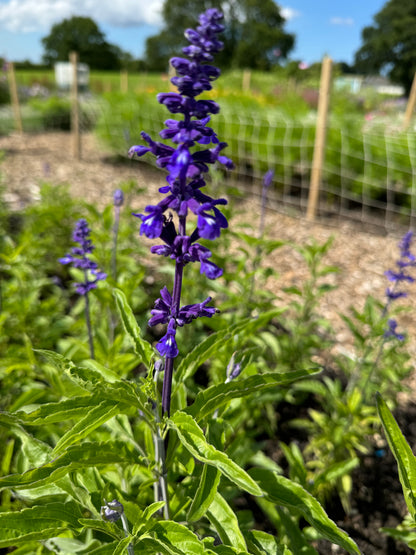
[7,62,23,134]
[70,51,81,160]
[403,73,416,131]
[120,69,128,93]
[242,69,251,92]
[306,56,333,221]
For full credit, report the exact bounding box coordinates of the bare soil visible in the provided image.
[1,130,416,553]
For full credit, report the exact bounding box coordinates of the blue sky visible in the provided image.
[0,0,386,66]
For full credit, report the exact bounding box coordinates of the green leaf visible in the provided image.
[52,401,125,455]
[187,463,220,522]
[0,502,83,547]
[186,368,320,422]
[245,529,286,555]
[206,492,247,551]
[376,393,416,520]
[79,518,124,540]
[113,288,154,367]
[36,350,142,406]
[149,521,213,555]
[0,442,137,490]
[142,501,166,521]
[174,309,285,387]
[248,469,360,554]
[169,411,262,497]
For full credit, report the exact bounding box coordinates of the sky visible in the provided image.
[0,0,387,66]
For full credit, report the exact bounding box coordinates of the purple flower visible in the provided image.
[148,287,217,357]
[384,319,405,342]
[113,189,124,207]
[382,231,415,342]
[59,219,107,295]
[156,319,179,358]
[101,499,124,522]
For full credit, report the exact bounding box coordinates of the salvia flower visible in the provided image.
[382,231,416,341]
[113,188,124,207]
[130,9,231,415]
[101,499,124,522]
[130,8,232,365]
[59,218,107,295]
[384,318,405,342]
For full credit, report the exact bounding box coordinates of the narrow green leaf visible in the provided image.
[0,442,137,490]
[187,463,220,522]
[376,393,416,520]
[0,502,83,547]
[169,412,262,497]
[174,309,285,386]
[186,369,321,422]
[248,469,360,554]
[206,492,247,551]
[113,288,154,367]
[142,501,166,521]
[52,401,123,455]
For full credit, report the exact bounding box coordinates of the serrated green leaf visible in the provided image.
[0,442,137,490]
[206,492,247,551]
[113,288,154,367]
[0,502,83,547]
[52,401,124,455]
[185,368,321,422]
[248,469,360,554]
[174,309,285,387]
[169,411,262,497]
[376,393,416,520]
[187,463,220,522]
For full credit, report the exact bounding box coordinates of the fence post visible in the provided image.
[242,69,251,92]
[306,56,333,221]
[70,51,81,160]
[120,69,128,93]
[403,73,416,131]
[7,62,23,134]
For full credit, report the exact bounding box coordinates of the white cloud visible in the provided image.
[0,0,164,33]
[280,7,301,21]
[330,16,354,26]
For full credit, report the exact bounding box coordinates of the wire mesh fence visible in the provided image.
[2,93,416,233]
[95,98,416,232]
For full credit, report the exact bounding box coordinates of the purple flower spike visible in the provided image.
[131,9,231,414]
[59,219,106,296]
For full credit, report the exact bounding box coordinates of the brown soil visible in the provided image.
[1,130,416,553]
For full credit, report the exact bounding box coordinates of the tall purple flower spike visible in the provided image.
[59,218,107,295]
[383,231,416,341]
[129,9,232,414]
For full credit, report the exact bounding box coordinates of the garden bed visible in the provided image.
[1,130,416,553]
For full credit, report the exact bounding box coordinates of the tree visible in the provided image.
[354,1,416,94]
[42,16,123,70]
[144,0,294,71]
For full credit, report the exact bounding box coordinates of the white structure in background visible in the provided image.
[54,62,89,90]
[334,75,405,96]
